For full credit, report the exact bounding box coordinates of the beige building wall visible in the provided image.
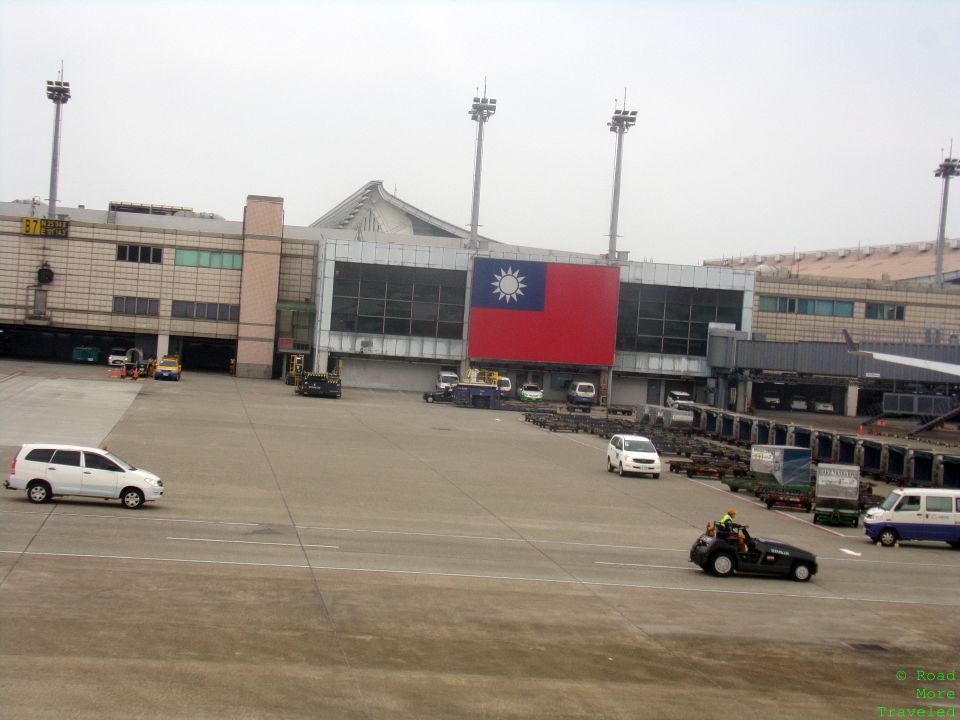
[0,215,243,340]
[753,275,960,343]
[235,196,284,378]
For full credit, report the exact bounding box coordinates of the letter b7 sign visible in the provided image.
[467,259,620,366]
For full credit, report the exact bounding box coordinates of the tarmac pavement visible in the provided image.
[1,359,958,719]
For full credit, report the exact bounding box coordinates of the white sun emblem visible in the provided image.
[491,267,526,303]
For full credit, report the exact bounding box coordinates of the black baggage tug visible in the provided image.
[689,525,818,582]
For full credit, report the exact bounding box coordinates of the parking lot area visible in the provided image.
[1,359,958,719]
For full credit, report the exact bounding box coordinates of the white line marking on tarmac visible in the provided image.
[296,524,688,553]
[167,537,339,549]
[2,550,956,607]
[595,561,697,572]
[840,548,862,557]
[0,509,260,527]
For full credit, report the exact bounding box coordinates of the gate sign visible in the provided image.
[21,217,69,237]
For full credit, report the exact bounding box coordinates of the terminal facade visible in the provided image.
[2,182,958,414]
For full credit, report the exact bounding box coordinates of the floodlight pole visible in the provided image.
[934,155,959,289]
[468,93,496,249]
[607,107,637,260]
[46,76,71,220]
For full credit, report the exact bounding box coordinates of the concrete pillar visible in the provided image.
[845,383,859,417]
[236,195,284,379]
[156,334,170,358]
[739,378,753,413]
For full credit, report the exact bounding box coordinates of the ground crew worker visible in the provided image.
[718,508,739,535]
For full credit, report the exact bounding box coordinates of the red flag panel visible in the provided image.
[467,260,619,366]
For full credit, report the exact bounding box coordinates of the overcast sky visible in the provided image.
[2,1,958,265]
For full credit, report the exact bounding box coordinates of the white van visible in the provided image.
[6,444,164,509]
[666,390,694,410]
[863,488,960,548]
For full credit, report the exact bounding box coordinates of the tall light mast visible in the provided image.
[607,104,637,260]
[468,89,496,249]
[934,152,959,289]
[46,69,71,220]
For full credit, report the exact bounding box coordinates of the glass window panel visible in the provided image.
[439,286,465,304]
[233,254,242,270]
[617,317,637,338]
[125,298,137,314]
[926,496,951,512]
[148,299,158,316]
[113,297,125,313]
[359,280,386,298]
[356,316,383,333]
[662,338,689,354]
[410,320,436,337]
[636,318,663,335]
[689,322,709,339]
[334,262,361,280]
[333,278,360,297]
[437,322,463,339]
[688,340,707,356]
[815,300,834,316]
[206,304,218,320]
[172,301,192,318]
[218,304,231,321]
[619,283,641,303]
[176,249,198,267]
[665,303,690,321]
[194,303,206,319]
[835,301,854,318]
[330,313,356,332]
[358,298,385,316]
[51,450,81,467]
[413,284,439,302]
[797,299,815,315]
[386,282,413,300]
[636,302,664,318]
[116,245,127,261]
[136,298,149,314]
[635,336,662,353]
[152,247,163,263]
[664,321,689,338]
[691,305,716,322]
[896,306,905,320]
[438,304,463,322]
[616,335,637,351]
[384,318,411,335]
[209,253,222,269]
[385,300,410,318]
[758,296,777,312]
[198,251,210,268]
[639,285,666,301]
[717,307,741,325]
[332,296,358,314]
[412,302,438,321]
[229,305,240,322]
[717,290,742,307]
[664,286,692,303]
[138,247,151,263]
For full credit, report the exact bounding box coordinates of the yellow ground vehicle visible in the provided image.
[154,355,182,381]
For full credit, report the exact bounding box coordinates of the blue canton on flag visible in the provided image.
[471,258,546,311]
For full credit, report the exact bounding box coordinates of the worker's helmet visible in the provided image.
[727,508,737,516]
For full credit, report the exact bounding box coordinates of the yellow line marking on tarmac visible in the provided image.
[0,370,24,383]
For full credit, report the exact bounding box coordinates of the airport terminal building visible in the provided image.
[2,182,958,413]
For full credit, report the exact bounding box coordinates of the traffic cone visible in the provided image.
[857,425,864,436]
[111,368,119,379]
[132,368,139,380]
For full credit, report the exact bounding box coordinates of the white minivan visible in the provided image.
[863,488,960,548]
[6,444,164,509]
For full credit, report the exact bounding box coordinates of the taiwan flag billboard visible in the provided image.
[467,258,620,366]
